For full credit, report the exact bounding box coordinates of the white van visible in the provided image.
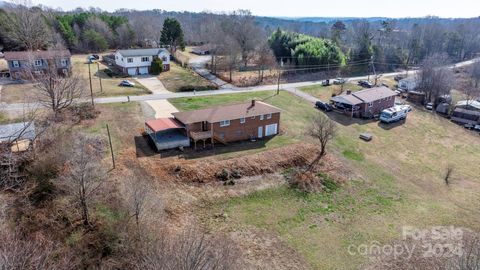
[380,105,410,123]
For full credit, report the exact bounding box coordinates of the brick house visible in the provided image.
[145,100,281,151]
[330,86,396,118]
[4,50,72,80]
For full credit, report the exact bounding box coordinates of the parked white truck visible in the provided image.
[380,105,411,123]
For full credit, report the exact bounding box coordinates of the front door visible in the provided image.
[258,126,263,139]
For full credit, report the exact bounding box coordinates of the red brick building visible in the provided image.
[145,100,281,151]
[330,86,396,118]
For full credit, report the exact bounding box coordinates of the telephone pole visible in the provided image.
[276,69,282,95]
[96,62,103,93]
[88,62,94,107]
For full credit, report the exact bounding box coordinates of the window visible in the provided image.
[260,115,264,120]
[267,113,272,119]
[219,120,230,127]
[61,59,68,67]
[240,118,246,124]
[368,102,373,107]
[141,56,149,62]
[34,60,42,67]
[162,56,168,62]
[127,58,133,63]
[12,61,19,68]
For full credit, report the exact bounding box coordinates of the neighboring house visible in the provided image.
[114,48,170,76]
[145,100,281,151]
[4,50,72,80]
[455,100,480,111]
[450,100,480,126]
[191,46,210,55]
[398,77,418,91]
[330,86,397,118]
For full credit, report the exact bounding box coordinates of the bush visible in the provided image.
[215,169,230,181]
[151,57,163,75]
[289,170,324,193]
[177,85,218,92]
[29,179,56,205]
[103,68,114,77]
[69,103,100,121]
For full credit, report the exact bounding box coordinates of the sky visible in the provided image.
[28,0,480,18]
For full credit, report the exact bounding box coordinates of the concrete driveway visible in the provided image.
[136,76,170,94]
[144,100,179,119]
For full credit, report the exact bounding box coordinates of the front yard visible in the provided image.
[158,62,216,92]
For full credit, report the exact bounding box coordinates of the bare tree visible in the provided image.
[255,42,276,83]
[308,115,337,162]
[28,54,85,118]
[0,226,70,270]
[135,228,240,270]
[0,0,51,50]
[416,53,455,103]
[64,134,105,226]
[125,172,151,229]
[226,10,263,67]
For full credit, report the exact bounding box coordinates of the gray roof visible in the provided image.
[352,86,397,103]
[0,122,36,143]
[117,48,169,57]
[331,86,396,105]
[456,100,480,110]
[331,94,363,106]
[173,101,281,124]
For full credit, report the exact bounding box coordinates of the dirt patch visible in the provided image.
[140,143,344,183]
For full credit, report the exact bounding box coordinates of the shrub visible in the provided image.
[103,68,114,77]
[29,179,56,205]
[289,170,324,193]
[177,85,218,92]
[215,169,230,181]
[230,169,242,179]
[150,57,163,75]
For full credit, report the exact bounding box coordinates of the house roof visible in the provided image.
[456,100,480,110]
[145,118,185,132]
[0,122,36,143]
[453,107,480,116]
[331,94,363,106]
[117,48,169,57]
[4,50,71,61]
[351,86,397,103]
[172,101,281,124]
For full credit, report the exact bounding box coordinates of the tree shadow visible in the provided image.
[324,110,377,127]
[377,119,407,130]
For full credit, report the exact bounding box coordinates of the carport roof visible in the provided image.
[331,95,363,106]
[145,118,185,132]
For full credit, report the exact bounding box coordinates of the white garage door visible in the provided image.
[138,67,149,75]
[265,124,278,136]
[127,68,137,76]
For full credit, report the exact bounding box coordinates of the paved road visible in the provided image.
[2,58,478,112]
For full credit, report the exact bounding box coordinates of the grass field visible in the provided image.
[300,83,364,101]
[182,90,480,269]
[71,55,151,97]
[159,62,216,92]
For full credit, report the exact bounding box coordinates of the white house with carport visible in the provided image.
[114,48,170,76]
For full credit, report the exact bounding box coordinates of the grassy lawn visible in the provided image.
[300,83,363,101]
[0,83,39,103]
[169,90,318,158]
[158,62,216,92]
[71,55,151,97]
[83,102,145,153]
[196,91,480,269]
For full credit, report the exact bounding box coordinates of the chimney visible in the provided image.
[251,99,256,106]
[346,90,352,95]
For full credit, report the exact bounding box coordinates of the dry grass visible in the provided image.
[0,83,39,103]
[158,62,216,92]
[71,54,151,97]
[300,82,364,101]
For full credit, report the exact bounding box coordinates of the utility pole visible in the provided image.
[276,69,282,95]
[97,62,103,93]
[88,62,94,107]
[106,124,115,169]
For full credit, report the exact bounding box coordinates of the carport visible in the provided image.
[145,118,190,151]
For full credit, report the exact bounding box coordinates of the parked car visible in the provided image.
[92,54,100,60]
[119,80,135,87]
[0,52,4,58]
[358,80,373,88]
[425,102,434,110]
[315,101,333,112]
[321,79,330,86]
[333,78,346,85]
